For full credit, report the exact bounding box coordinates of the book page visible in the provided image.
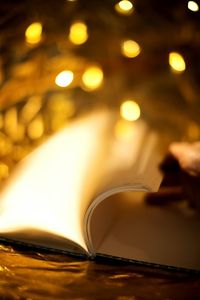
[95,119,163,195]
[0,110,113,253]
[93,192,200,270]
[84,119,163,253]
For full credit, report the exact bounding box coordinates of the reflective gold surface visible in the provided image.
[0,243,200,300]
[0,0,200,298]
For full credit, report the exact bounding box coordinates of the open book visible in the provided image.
[0,110,200,271]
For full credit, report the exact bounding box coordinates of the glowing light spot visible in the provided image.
[20,96,42,124]
[4,107,28,142]
[25,22,42,45]
[121,40,141,58]
[69,21,88,45]
[169,52,186,73]
[120,100,141,121]
[115,0,134,15]
[4,108,18,138]
[188,1,199,11]
[55,71,74,87]
[27,115,44,140]
[82,66,104,91]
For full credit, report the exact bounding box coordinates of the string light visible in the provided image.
[25,22,43,45]
[188,1,199,11]
[82,66,104,91]
[120,100,141,121]
[3,108,25,142]
[121,40,141,58]
[69,21,88,45]
[169,52,186,73]
[27,115,44,140]
[4,108,18,137]
[20,96,42,124]
[115,0,134,15]
[55,71,74,87]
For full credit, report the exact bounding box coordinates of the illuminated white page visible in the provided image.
[0,111,110,252]
[84,120,162,253]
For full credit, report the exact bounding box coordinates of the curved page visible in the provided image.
[88,192,200,270]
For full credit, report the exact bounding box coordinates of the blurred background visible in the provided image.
[0,0,200,186]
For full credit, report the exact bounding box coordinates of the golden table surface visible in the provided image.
[0,242,200,300]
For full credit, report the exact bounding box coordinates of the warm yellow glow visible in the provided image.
[82,66,104,91]
[15,124,25,142]
[114,119,135,141]
[0,134,13,156]
[187,122,200,140]
[115,0,134,15]
[25,22,42,45]
[55,70,74,87]
[120,100,141,121]
[169,52,186,73]
[12,146,30,162]
[0,163,9,180]
[188,1,199,11]
[48,95,76,131]
[121,40,141,58]
[27,115,44,140]
[20,96,42,124]
[4,108,25,142]
[69,21,88,45]
[0,113,3,129]
[4,108,18,138]
[48,95,75,116]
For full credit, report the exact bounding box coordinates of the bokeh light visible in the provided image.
[82,66,104,91]
[20,96,42,124]
[115,0,134,15]
[120,100,141,121]
[0,133,13,157]
[55,70,74,87]
[69,21,88,45]
[169,52,186,73]
[27,115,44,140]
[25,22,43,45]
[121,40,141,58]
[188,1,199,11]
[4,108,18,138]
